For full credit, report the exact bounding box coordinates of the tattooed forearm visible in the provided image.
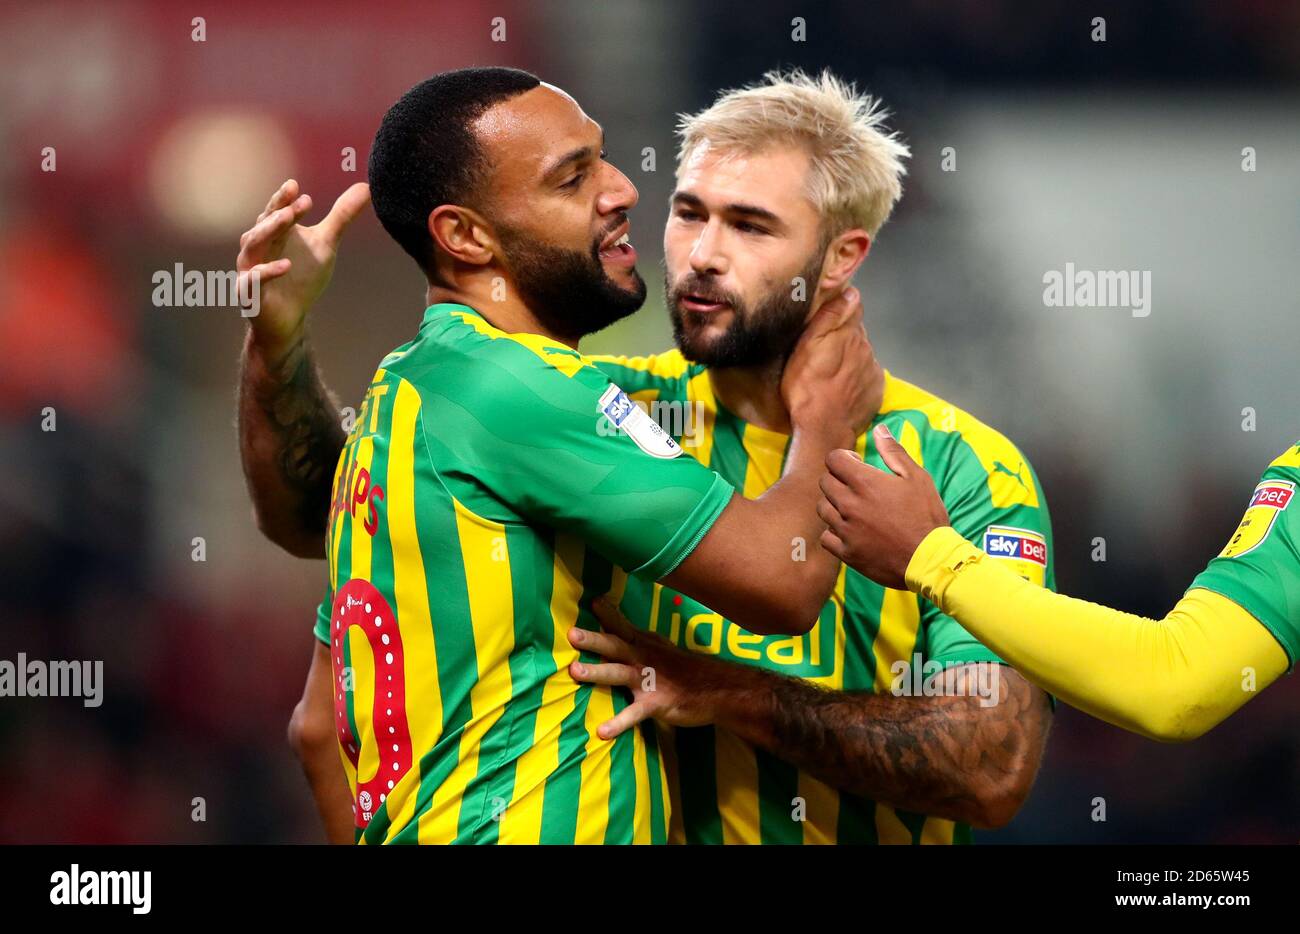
[261,335,344,510]
[714,663,1052,828]
[238,328,346,558]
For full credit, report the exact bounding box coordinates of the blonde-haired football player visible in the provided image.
[572,69,1058,844]
[675,68,910,240]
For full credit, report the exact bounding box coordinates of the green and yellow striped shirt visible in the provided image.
[591,350,1056,844]
[314,306,732,844]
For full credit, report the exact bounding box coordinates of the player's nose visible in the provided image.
[597,161,639,216]
[688,221,728,276]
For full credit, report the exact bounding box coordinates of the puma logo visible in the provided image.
[992,460,1029,490]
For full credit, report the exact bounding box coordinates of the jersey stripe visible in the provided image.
[702,409,757,842]
[836,796,877,843]
[617,541,654,843]
[661,727,686,844]
[329,443,359,819]
[675,726,720,844]
[921,818,956,844]
[875,804,913,844]
[756,755,801,844]
[870,419,925,692]
[645,726,668,844]
[798,771,840,844]
[685,370,717,466]
[716,729,762,844]
[801,561,848,843]
[738,424,797,845]
[383,380,441,835]
[630,716,653,843]
[497,534,582,843]
[575,686,614,843]
[535,537,587,840]
[604,695,637,843]
[362,420,397,823]
[873,589,921,692]
[466,522,551,843]
[420,498,514,842]
[453,499,520,841]
[740,422,788,498]
[575,551,624,843]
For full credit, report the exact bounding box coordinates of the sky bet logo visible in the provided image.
[1249,480,1293,510]
[983,525,1048,566]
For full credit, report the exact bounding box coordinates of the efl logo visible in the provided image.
[983,526,1048,566]
[1219,479,1295,559]
[1249,480,1294,510]
[597,384,683,459]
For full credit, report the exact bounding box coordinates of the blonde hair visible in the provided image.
[676,69,910,239]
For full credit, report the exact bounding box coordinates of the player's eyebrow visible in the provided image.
[672,190,783,228]
[541,128,605,184]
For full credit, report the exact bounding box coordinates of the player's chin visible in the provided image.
[677,330,724,364]
[607,267,647,304]
[608,263,644,293]
[682,314,732,345]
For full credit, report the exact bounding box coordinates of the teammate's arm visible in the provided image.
[573,599,1050,828]
[818,425,1291,741]
[442,288,881,637]
[236,180,369,558]
[287,641,355,844]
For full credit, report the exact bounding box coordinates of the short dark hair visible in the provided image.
[368,67,541,277]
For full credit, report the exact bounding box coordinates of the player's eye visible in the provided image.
[675,207,702,222]
[561,173,585,190]
[735,221,768,235]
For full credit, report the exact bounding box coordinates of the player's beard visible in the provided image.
[666,250,824,368]
[498,221,646,341]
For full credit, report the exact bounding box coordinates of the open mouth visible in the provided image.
[598,224,637,267]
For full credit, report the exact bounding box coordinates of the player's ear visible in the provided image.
[429,205,496,267]
[816,228,871,296]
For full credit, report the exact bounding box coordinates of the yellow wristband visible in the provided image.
[904,526,984,605]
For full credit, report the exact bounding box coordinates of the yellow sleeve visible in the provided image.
[905,527,1289,741]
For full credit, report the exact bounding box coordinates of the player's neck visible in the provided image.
[424,283,579,349]
[709,359,791,434]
